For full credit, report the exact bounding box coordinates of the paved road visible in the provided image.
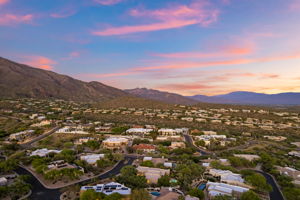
[183,134,285,200]
[15,156,136,200]
[20,126,60,148]
[183,134,210,155]
[256,171,285,200]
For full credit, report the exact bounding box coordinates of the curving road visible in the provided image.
[256,171,285,200]
[15,156,136,200]
[183,134,210,155]
[184,134,285,200]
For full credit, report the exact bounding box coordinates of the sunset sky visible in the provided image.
[1,0,300,95]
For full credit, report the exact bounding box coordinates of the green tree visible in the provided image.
[157,175,170,187]
[259,152,275,172]
[245,173,272,192]
[140,160,154,167]
[188,188,204,199]
[213,195,234,200]
[103,193,123,200]
[116,166,147,189]
[240,190,261,200]
[0,159,17,173]
[283,187,300,200]
[130,189,151,200]
[85,140,100,150]
[80,190,104,200]
[175,163,204,191]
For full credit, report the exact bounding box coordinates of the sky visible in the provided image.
[0,0,300,96]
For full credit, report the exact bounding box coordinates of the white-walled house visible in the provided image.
[80,182,131,195]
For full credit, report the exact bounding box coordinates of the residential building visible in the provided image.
[137,166,170,184]
[133,144,156,153]
[9,130,35,141]
[0,177,8,186]
[233,154,260,161]
[209,169,245,185]
[170,142,186,149]
[47,160,84,172]
[102,137,129,149]
[95,126,112,133]
[276,166,300,185]
[206,181,249,199]
[30,148,61,157]
[56,126,89,134]
[126,128,153,135]
[74,137,94,145]
[80,182,131,195]
[288,151,300,158]
[80,154,105,165]
[264,136,286,141]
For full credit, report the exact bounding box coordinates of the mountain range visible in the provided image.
[188,92,300,105]
[0,57,299,106]
[0,57,127,102]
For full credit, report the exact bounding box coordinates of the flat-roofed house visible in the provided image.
[102,137,129,149]
[206,181,249,199]
[30,148,61,157]
[126,128,153,135]
[80,182,131,196]
[233,154,260,161]
[133,144,156,153]
[9,130,35,141]
[209,169,245,186]
[137,166,170,184]
[80,154,105,165]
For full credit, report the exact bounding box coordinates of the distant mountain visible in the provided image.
[189,91,300,105]
[96,96,176,109]
[0,57,127,102]
[125,88,199,105]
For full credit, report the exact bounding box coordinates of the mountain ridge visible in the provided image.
[1,56,299,106]
[124,88,199,105]
[0,57,128,102]
[188,91,300,105]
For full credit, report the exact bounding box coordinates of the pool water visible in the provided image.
[151,192,161,196]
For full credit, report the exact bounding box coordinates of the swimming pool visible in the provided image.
[150,191,161,196]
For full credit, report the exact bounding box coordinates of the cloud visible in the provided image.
[0,0,9,6]
[84,71,139,78]
[0,14,33,26]
[92,20,199,36]
[289,0,300,11]
[132,52,300,72]
[23,56,56,70]
[92,0,219,36]
[152,45,254,59]
[156,83,216,91]
[93,0,123,6]
[132,59,253,72]
[50,8,77,18]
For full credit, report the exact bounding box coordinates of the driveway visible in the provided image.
[256,171,285,200]
[16,156,136,200]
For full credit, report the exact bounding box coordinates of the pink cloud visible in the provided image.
[62,51,81,60]
[92,0,219,36]
[92,20,199,36]
[153,45,254,59]
[50,8,77,18]
[0,0,9,6]
[157,83,216,91]
[23,56,56,70]
[69,51,81,58]
[132,59,253,72]
[85,71,139,78]
[93,0,123,6]
[0,14,33,26]
[289,0,300,11]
